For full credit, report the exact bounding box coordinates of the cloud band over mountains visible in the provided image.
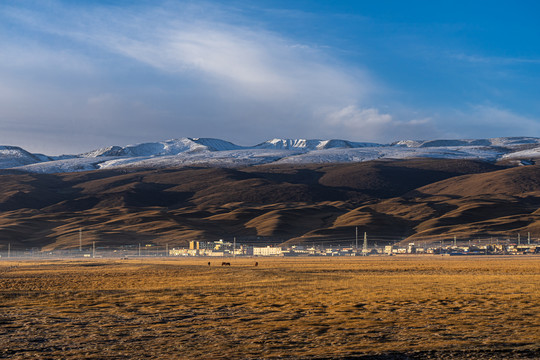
[0,1,538,154]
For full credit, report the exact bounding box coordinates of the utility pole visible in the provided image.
[7,243,10,258]
[138,243,141,257]
[233,237,236,258]
[528,232,531,245]
[92,241,95,258]
[355,227,358,254]
[79,228,82,252]
[453,235,457,247]
[363,232,367,255]
[166,243,169,257]
[518,233,521,246]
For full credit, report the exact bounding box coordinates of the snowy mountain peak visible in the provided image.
[254,138,381,150]
[82,146,125,158]
[190,138,244,151]
[0,145,43,168]
[82,137,242,158]
[255,139,319,150]
[1,136,539,174]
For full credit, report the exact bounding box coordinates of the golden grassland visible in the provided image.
[0,256,539,359]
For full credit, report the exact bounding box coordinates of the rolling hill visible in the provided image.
[0,159,538,250]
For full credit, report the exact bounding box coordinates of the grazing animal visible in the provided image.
[254,262,258,267]
[208,262,211,266]
[221,262,231,266]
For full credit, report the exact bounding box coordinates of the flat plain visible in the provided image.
[0,256,539,359]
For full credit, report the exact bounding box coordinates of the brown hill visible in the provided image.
[298,165,540,245]
[410,165,540,197]
[0,160,538,250]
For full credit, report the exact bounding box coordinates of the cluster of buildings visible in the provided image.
[169,240,283,257]
[385,242,540,255]
[169,239,540,257]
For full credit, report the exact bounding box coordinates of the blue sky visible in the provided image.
[1,0,539,154]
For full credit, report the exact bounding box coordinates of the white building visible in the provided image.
[253,246,282,256]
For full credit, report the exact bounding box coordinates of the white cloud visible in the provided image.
[0,1,383,153]
[450,52,540,65]
[3,2,532,154]
[79,13,368,104]
[322,105,436,141]
[327,106,392,127]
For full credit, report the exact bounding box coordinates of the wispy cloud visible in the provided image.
[0,1,392,153]
[4,1,369,102]
[0,1,537,154]
[449,52,540,65]
[323,105,438,141]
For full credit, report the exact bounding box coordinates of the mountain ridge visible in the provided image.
[0,159,537,250]
[1,136,539,174]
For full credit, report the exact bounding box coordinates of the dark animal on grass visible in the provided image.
[208,262,211,266]
[221,262,231,266]
[254,262,258,267]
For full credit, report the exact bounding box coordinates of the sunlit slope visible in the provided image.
[299,165,540,244]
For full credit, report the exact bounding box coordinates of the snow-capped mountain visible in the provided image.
[0,145,45,169]
[81,137,242,158]
[253,138,380,150]
[392,136,539,148]
[1,136,539,174]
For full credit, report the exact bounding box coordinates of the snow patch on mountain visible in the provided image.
[393,137,540,148]
[254,138,380,150]
[82,138,242,158]
[2,136,539,174]
[11,157,114,174]
[193,138,245,151]
[276,146,505,164]
[502,146,540,159]
[32,153,53,162]
[489,137,540,147]
[0,146,43,168]
[96,149,300,170]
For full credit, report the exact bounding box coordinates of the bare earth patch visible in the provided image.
[0,256,538,359]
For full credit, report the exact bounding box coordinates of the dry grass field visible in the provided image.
[0,256,539,359]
